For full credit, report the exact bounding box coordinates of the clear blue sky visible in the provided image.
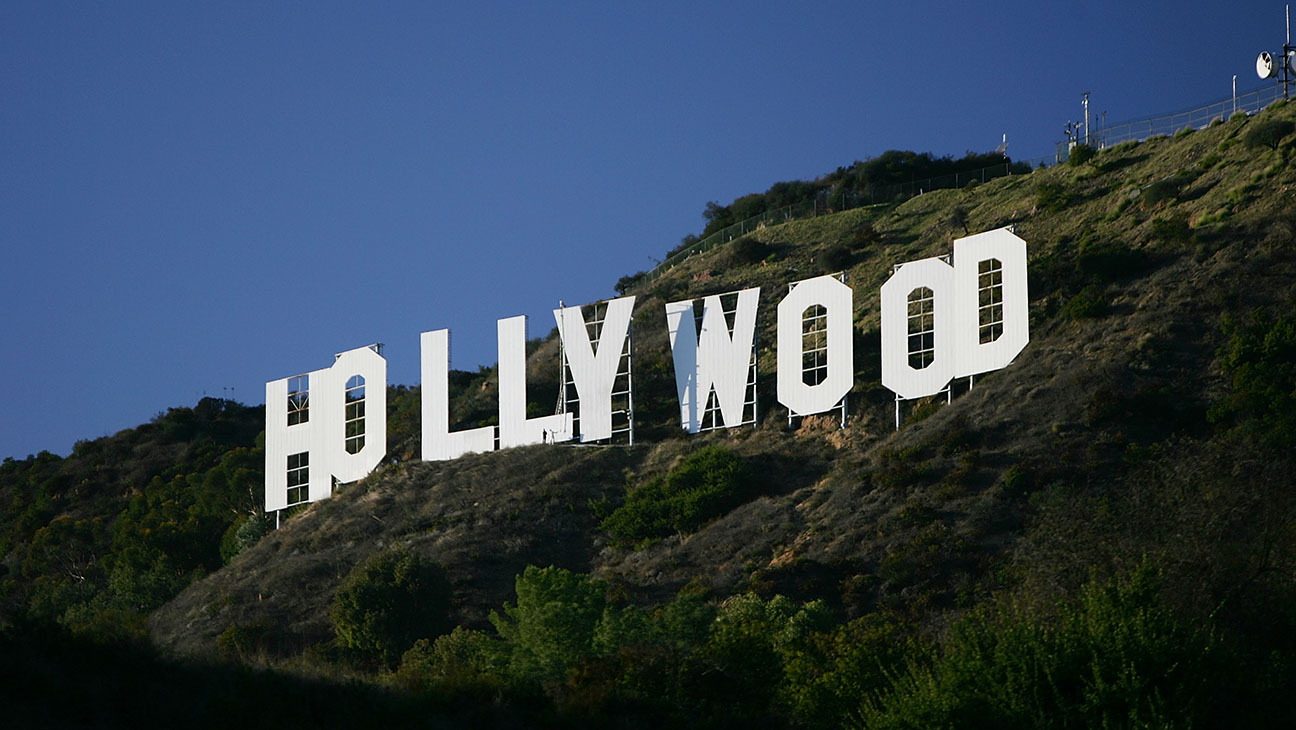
[0,1,1284,458]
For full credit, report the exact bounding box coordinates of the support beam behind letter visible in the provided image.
[554,297,635,442]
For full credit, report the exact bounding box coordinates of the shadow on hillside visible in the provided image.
[1096,153,1150,174]
[0,623,524,730]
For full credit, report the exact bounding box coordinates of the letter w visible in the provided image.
[665,288,760,433]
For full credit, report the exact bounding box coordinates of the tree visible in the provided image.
[1212,306,1296,447]
[600,446,750,545]
[1243,119,1295,151]
[330,548,453,668]
[489,565,607,682]
[945,205,970,236]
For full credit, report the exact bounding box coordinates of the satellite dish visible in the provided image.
[1258,51,1278,79]
[1288,50,1296,74]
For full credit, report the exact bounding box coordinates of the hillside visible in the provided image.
[6,103,1296,727]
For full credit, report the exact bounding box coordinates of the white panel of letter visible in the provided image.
[881,257,956,400]
[497,315,572,449]
[776,276,853,416]
[665,288,759,433]
[265,345,387,512]
[421,329,496,460]
[554,296,635,442]
[952,228,1029,378]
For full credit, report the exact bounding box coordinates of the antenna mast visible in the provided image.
[1254,5,1293,100]
[1082,92,1091,146]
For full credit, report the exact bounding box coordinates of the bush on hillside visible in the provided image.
[1142,177,1187,207]
[614,271,647,296]
[1062,285,1108,320]
[1243,118,1295,151]
[819,244,852,273]
[1151,215,1194,245]
[1068,144,1096,166]
[850,221,882,248]
[1035,182,1073,212]
[730,236,769,265]
[330,548,453,668]
[860,563,1217,728]
[1211,305,1296,447]
[600,446,749,546]
[489,565,607,682]
[219,512,269,564]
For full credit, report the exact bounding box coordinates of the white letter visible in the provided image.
[665,288,760,432]
[952,228,1029,378]
[498,315,573,449]
[421,329,496,460]
[265,375,312,513]
[777,276,853,416]
[554,297,635,442]
[265,345,387,512]
[880,257,956,400]
[326,346,387,484]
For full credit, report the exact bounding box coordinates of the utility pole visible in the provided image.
[1082,92,1091,146]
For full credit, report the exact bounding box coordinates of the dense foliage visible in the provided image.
[1210,304,1296,447]
[378,560,1288,729]
[598,445,750,546]
[0,398,263,635]
[330,548,453,668]
[673,149,1029,255]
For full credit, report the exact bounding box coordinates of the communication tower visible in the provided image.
[1256,5,1296,100]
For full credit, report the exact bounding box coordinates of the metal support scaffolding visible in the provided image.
[557,300,635,444]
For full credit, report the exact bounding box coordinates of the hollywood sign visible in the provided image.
[265,228,1028,512]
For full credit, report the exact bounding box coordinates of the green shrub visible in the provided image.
[216,620,271,659]
[600,446,749,545]
[330,548,453,668]
[820,244,852,272]
[219,513,268,564]
[391,627,508,694]
[489,565,607,682]
[1141,177,1185,207]
[1067,144,1096,166]
[730,236,769,264]
[850,221,881,248]
[1210,306,1296,447]
[783,614,909,727]
[1243,118,1295,151]
[1035,182,1072,212]
[1062,285,1108,320]
[1151,214,1193,244]
[614,271,647,296]
[944,205,970,235]
[860,563,1217,729]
